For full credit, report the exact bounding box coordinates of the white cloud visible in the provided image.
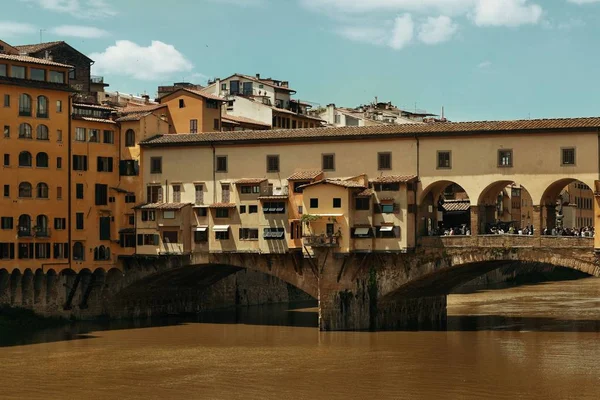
[0,21,37,37]
[478,60,492,68]
[300,0,475,15]
[206,0,265,5]
[567,0,600,4]
[472,0,542,27]
[337,26,388,46]
[389,14,414,49]
[20,0,116,18]
[418,16,458,44]
[51,25,109,38]
[89,40,193,81]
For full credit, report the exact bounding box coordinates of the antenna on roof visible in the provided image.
[39,29,46,43]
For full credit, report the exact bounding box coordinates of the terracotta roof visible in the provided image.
[222,114,271,127]
[209,203,237,208]
[140,117,600,147]
[234,178,267,184]
[258,195,289,200]
[73,103,115,111]
[0,53,72,68]
[115,112,152,122]
[135,203,191,210]
[160,87,226,102]
[442,200,471,212]
[356,188,374,197]
[299,179,366,190]
[287,170,323,181]
[119,104,166,114]
[72,116,117,124]
[15,41,64,54]
[372,175,417,184]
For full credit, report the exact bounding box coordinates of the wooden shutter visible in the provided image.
[9,243,14,259]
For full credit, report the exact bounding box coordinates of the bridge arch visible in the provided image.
[0,268,9,304]
[33,268,45,305]
[419,180,472,236]
[539,178,595,233]
[476,180,534,234]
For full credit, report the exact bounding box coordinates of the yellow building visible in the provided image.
[158,88,224,134]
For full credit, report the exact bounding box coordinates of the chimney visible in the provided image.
[327,103,336,124]
[142,94,150,104]
[281,81,289,88]
[255,73,261,79]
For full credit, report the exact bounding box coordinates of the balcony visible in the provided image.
[35,227,51,238]
[17,227,32,237]
[91,75,104,84]
[303,235,340,248]
[160,242,185,255]
[260,186,289,197]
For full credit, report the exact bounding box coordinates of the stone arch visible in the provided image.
[9,269,21,305]
[419,180,472,236]
[0,268,9,304]
[59,268,77,310]
[381,248,600,301]
[77,268,93,309]
[540,178,596,233]
[33,268,45,305]
[21,268,34,307]
[46,268,58,308]
[477,180,534,234]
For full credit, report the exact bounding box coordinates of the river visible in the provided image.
[1,278,600,399]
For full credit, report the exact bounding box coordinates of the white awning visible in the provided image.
[213,225,230,232]
[354,228,371,235]
[194,226,208,232]
[380,226,394,232]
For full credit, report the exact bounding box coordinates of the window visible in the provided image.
[322,154,335,171]
[57,157,62,169]
[89,129,99,142]
[376,226,400,238]
[263,227,285,240]
[35,243,51,259]
[195,184,204,205]
[17,215,31,237]
[19,123,32,139]
[56,129,62,142]
[76,213,84,230]
[267,155,280,172]
[241,185,260,194]
[0,243,14,260]
[293,181,309,193]
[167,185,179,202]
[137,234,159,246]
[179,99,185,108]
[120,160,139,176]
[36,152,48,168]
[437,151,451,169]
[125,129,135,147]
[333,198,342,208]
[95,184,108,205]
[49,71,64,83]
[249,205,258,214]
[73,155,88,171]
[378,203,395,214]
[30,68,45,81]
[37,96,48,118]
[54,218,66,230]
[216,208,229,218]
[374,182,400,191]
[215,230,230,240]
[3,185,8,197]
[352,227,373,238]
[378,152,392,170]
[128,215,135,225]
[18,151,32,167]
[239,228,259,240]
[1,217,13,229]
[11,66,25,79]
[498,149,513,167]
[214,119,220,130]
[147,186,163,203]
[194,229,208,243]
[73,242,84,260]
[36,124,49,140]
[562,148,576,166]
[97,157,113,172]
[263,202,286,214]
[0,64,5,77]
[3,94,9,107]
[125,194,136,203]
[18,243,34,259]
[334,114,341,124]
[3,154,9,167]
[75,127,86,141]
[310,198,318,208]
[76,183,84,199]
[230,80,240,94]
[216,156,227,172]
[190,119,198,133]
[141,210,156,221]
[3,125,8,138]
[163,211,175,219]
[196,208,208,217]
[69,69,76,79]
[221,83,227,91]
[56,100,62,113]
[239,205,246,214]
[207,99,219,109]
[102,130,114,144]
[150,157,162,174]
[36,183,48,198]
[57,186,62,199]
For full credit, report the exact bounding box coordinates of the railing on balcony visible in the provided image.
[35,227,51,238]
[17,227,32,237]
[91,75,104,84]
[303,235,340,248]
[260,186,289,197]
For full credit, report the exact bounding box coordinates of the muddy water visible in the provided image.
[1,279,600,399]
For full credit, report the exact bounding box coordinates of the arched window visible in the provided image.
[36,124,49,140]
[36,183,48,198]
[103,246,111,260]
[125,129,135,147]
[18,151,32,167]
[35,215,48,236]
[19,182,32,198]
[19,94,32,116]
[18,215,31,236]
[18,123,32,139]
[73,242,84,261]
[37,96,48,118]
[36,152,48,168]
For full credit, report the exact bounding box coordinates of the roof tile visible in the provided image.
[209,203,237,208]
[287,170,323,180]
[0,53,72,68]
[372,175,417,184]
[234,178,267,184]
[135,202,191,210]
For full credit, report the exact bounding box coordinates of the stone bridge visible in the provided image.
[1,235,598,331]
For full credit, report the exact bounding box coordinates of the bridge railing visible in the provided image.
[418,235,594,249]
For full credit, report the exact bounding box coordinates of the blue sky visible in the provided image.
[2,0,600,121]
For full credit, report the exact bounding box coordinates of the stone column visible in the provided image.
[532,205,542,236]
[470,205,479,235]
[594,191,600,249]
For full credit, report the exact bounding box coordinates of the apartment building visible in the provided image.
[318,101,438,127]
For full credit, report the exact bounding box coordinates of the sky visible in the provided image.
[2,0,600,121]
